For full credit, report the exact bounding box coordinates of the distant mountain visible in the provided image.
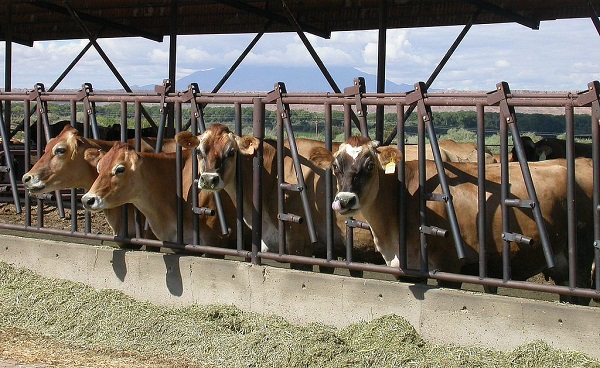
[131,66,414,93]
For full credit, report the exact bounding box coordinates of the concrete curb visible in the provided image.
[1,233,599,358]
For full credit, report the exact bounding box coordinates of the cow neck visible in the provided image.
[76,137,114,189]
[127,152,189,243]
[230,142,278,228]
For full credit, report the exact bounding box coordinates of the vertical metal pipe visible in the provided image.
[24,99,31,227]
[234,102,244,251]
[3,2,12,127]
[500,113,510,281]
[476,104,487,279]
[119,101,128,238]
[175,101,184,244]
[375,0,387,142]
[565,105,577,289]
[344,103,352,139]
[277,109,286,255]
[0,100,20,213]
[70,100,78,232]
[325,103,334,262]
[417,111,428,272]
[397,103,407,270]
[592,101,600,293]
[251,98,265,265]
[168,0,178,137]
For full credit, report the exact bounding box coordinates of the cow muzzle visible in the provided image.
[198,172,224,191]
[81,193,106,212]
[332,192,360,216]
[21,173,46,193]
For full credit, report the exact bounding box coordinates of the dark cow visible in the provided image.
[511,136,592,162]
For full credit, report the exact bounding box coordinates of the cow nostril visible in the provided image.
[85,197,96,206]
[210,176,219,186]
[22,174,30,183]
[347,196,357,208]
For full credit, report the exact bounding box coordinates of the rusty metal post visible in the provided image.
[565,105,577,289]
[324,103,334,262]
[234,102,245,251]
[476,103,487,280]
[251,98,265,265]
[397,103,408,270]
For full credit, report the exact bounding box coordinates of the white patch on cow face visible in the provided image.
[345,146,363,161]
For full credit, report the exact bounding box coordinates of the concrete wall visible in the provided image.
[1,233,599,358]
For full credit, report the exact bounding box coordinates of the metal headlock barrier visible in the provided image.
[1,79,600,303]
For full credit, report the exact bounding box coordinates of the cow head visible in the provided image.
[22,125,103,194]
[82,142,140,211]
[310,136,402,217]
[175,124,258,191]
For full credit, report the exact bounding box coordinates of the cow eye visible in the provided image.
[366,162,375,172]
[53,147,67,156]
[331,163,339,173]
[114,165,126,176]
[226,149,235,158]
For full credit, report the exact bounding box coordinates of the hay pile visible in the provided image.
[0,261,598,368]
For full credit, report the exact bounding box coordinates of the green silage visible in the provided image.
[0,261,598,368]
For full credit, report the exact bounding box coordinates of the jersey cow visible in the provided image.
[81,141,238,248]
[511,136,592,162]
[21,125,176,244]
[175,124,380,265]
[310,136,593,303]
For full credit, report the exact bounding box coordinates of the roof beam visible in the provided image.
[30,0,164,42]
[0,32,33,47]
[217,0,331,39]
[463,0,540,29]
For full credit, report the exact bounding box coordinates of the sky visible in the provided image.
[1,17,599,92]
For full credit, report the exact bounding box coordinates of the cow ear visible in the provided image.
[236,136,259,156]
[309,146,334,169]
[83,148,105,166]
[535,145,552,160]
[175,131,200,150]
[376,146,403,173]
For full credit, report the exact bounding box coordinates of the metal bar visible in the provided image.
[417,102,428,272]
[397,103,408,270]
[324,103,334,262]
[0,102,20,213]
[476,104,487,280]
[24,99,31,227]
[251,98,265,265]
[154,80,172,152]
[375,0,387,142]
[277,104,286,255]
[234,102,244,251]
[565,105,577,289]
[175,101,184,244]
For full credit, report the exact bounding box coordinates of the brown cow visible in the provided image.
[310,136,594,304]
[175,124,380,265]
[21,125,176,244]
[81,141,238,248]
[403,140,497,163]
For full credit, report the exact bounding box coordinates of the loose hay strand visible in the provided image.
[0,261,598,368]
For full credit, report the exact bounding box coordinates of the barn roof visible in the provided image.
[2,0,597,46]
